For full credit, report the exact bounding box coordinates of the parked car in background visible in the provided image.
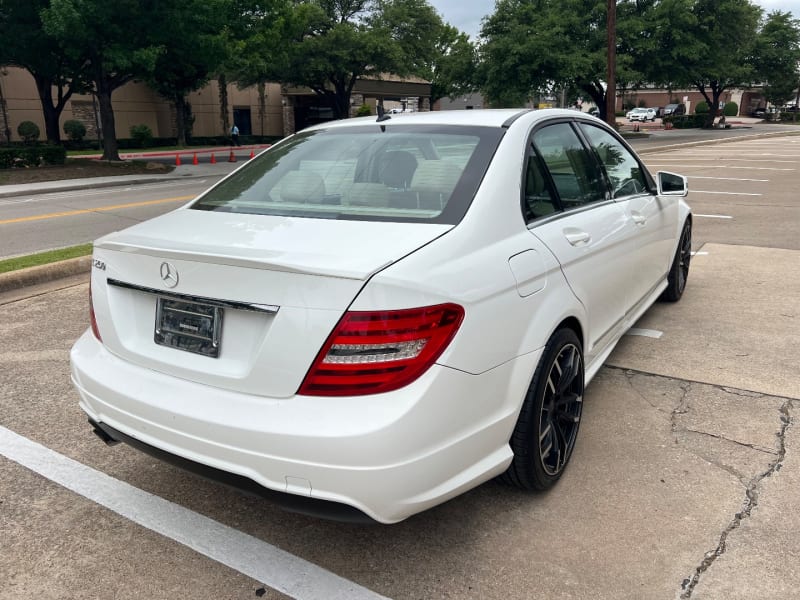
[629,107,657,122]
[587,106,600,117]
[663,103,686,117]
[655,107,665,118]
[71,108,692,524]
[750,107,767,118]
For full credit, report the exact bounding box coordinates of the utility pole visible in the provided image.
[606,0,616,126]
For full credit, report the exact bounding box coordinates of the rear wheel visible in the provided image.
[501,328,584,490]
[661,219,691,302]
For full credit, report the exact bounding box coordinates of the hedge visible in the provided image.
[662,114,706,129]
[0,145,67,169]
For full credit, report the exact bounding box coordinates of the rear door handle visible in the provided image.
[564,229,591,246]
[631,211,647,226]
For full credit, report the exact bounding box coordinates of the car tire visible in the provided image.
[661,219,692,302]
[500,328,584,491]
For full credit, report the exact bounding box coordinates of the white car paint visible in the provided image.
[71,108,691,523]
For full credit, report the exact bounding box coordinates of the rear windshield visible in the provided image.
[191,124,504,224]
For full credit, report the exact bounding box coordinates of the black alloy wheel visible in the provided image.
[662,218,692,302]
[501,328,585,491]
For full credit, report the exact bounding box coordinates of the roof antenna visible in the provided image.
[376,100,391,123]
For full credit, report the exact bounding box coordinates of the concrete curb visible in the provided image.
[0,256,92,293]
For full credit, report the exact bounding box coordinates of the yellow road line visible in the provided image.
[0,195,195,225]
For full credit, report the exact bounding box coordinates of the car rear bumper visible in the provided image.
[71,331,539,523]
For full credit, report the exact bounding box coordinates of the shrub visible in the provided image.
[695,101,709,114]
[637,99,647,108]
[355,104,372,117]
[63,120,87,142]
[723,102,738,117]
[129,123,153,147]
[17,121,40,143]
[0,145,66,169]
[664,114,707,129]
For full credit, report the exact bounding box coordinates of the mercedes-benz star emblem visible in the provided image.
[160,262,179,288]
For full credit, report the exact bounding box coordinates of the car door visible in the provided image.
[578,122,678,311]
[525,121,631,363]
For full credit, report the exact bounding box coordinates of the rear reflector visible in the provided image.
[89,278,102,341]
[298,303,464,396]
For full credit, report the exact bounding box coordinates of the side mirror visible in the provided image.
[657,171,688,197]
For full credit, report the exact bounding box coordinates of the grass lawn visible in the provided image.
[0,244,93,274]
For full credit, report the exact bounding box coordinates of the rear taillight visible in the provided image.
[89,279,102,341]
[298,303,464,396]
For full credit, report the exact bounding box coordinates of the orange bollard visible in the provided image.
[228,150,237,163]
[210,153,216,164]
[249,150,255,160]
[175,154,181,166]
[192,153,198,165]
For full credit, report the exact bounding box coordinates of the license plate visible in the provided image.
[154,297,223,358]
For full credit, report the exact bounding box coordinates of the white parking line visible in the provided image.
[650,158,797,163]
[691,190,762,196]
[687,176,768,182]
[691,251,709,256]
[0,425,388,600]
[626,328,663,339]
[646,164,794,171]
[694,214,734,219]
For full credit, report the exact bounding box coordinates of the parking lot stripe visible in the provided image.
[0,425,388,600]
[645,164,794,171]
[694,214,734,219]
[690,190,762,196]
[687,176,768,182]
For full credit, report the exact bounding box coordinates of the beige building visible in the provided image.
[0,66,432,144]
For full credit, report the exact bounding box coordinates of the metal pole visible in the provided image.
[606,0,617,126]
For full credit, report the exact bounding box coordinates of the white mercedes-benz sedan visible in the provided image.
[71,108,691,523]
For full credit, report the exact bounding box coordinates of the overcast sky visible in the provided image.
[427,0,800,39]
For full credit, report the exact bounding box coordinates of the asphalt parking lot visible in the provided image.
[1,134,798,599]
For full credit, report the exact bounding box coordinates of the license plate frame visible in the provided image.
[154,297,223,358]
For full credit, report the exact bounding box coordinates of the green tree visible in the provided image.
[147,0,228,145]
[754,11,800,109]
[0,0,89,144]
[423,23,477,104]
[478,0,652,117]
[665,0,762,127]
[41,0,165,160]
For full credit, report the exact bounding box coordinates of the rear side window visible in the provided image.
[191,125,504,224]
[579,123,650,198]
[532,123,607,209]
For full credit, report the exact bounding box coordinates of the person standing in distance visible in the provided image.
[231,123,240,146]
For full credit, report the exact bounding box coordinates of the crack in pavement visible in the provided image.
[679,399,794,598]
[682,428,779,455]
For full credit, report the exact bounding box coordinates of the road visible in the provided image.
[0,133,799,600]
[0,122,798,259]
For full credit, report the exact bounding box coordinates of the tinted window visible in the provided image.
[192,125,504,224]
[523,152,560,222]
[532,123,606,209]
[579,123,649,199]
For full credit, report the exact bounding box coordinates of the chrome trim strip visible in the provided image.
[107,278,280,315]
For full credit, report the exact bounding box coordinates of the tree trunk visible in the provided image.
[0,77,12,144]
[257,81,266,135]
[96,76,120,161]
[32,73,73,145]
[174,95,187,146]
[218,74,230,137]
